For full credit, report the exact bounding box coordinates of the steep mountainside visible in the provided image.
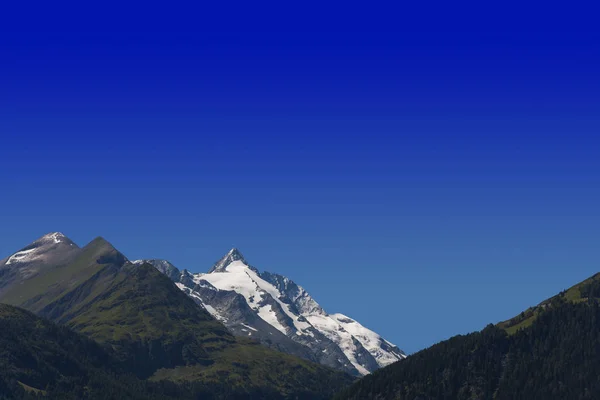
[0,232,80,297]
[497,271,600,334]
[135,248,405,376]
[0,233,353,399]
[0,236,127,314]
[334,272,600,400]
[0,302,350,400]
[0,303,176,400]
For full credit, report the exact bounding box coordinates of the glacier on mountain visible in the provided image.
[134,248,405,376]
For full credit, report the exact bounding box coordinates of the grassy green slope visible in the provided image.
[153,337,354,399]
[0,237,126,313]
[65,263,230,344]
[0,299,350,400]
[498,271,600,334]
[0,304,176,400]
[54,262,353,397]
[48,262,235,378]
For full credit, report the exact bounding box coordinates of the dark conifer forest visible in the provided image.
[335,298,600,400]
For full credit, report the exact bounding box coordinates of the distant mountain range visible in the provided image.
[0,232,403,378]
[0,232,352,399]
[4,231,599,399]
[134,248,405,376]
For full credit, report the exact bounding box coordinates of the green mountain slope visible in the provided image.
[335,273,600,400]
[152,337,353,399]
[498,272,600,334]
[0,235,353,398]
[44,260,235,378]
[0,303,176,400]
[0,237,126,314]
[0,302,350,400]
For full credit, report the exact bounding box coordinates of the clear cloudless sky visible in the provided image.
[1,3,600,353]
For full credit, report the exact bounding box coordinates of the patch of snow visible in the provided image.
[331,313,406,366]
[5,248,37,265]
[38,232,66,244]
[49,233,63,244]
[202,303,225,321]
[241,323,258,332]
[173,282,228,323]
[201,260,312,334]
[192,273,206,284]
[305,313,370,375]
[257,304,287,334]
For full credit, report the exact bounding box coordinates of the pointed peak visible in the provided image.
[83,236,128,265]
[87,236,114,248]
[41,232,65,240]
[209,247,255,273]
[35,232,77,247]
[3,232,79,267]
[227,247,244,259]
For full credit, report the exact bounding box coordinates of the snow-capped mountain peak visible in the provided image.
[3,232,78,267]
[40,232,68,244]
[0,233,81,292]
[197,258,312,336]
[209,248,252,273]
[135,249,406,376]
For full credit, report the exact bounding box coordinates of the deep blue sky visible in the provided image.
[1,4,600,353]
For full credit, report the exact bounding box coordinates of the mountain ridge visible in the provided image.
[497,270,600,334]
[0,233,353,398]
[137,247,405,376]
[209,248,257,273]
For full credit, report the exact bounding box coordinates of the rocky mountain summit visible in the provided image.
[0,232,80,296]
[135,248,405,376]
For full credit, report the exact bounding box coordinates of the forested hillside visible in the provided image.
[0,303,175,400]
[335,285,600,400]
